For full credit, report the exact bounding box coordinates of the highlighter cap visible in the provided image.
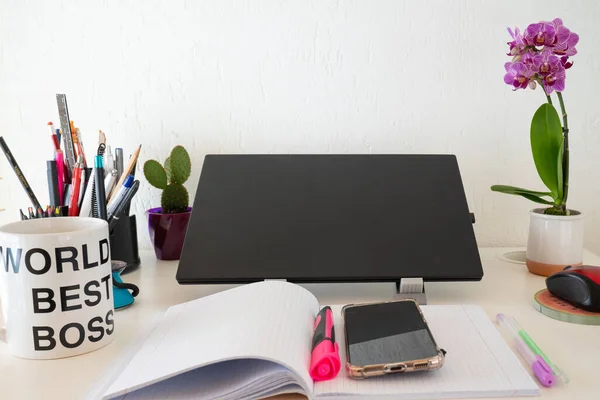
[533,355,555,387]
[94,155,104,169]
[309,341,341,381]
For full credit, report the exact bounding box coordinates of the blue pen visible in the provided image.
[106,175,134,218]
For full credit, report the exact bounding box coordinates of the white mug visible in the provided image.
[0,217,115,359]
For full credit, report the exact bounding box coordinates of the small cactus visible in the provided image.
[143,145,191,213]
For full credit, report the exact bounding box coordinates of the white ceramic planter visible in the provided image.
[526,208,584,277]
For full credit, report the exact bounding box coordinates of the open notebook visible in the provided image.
[95,281,539,399]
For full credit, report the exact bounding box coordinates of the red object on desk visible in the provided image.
[68,164,82,216]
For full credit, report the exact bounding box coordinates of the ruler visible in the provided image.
[56,94,76,180]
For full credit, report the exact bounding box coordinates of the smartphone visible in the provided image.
[342,300,445,379]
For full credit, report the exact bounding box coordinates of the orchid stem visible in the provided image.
[541,81,553,105]
[556,91,569,214]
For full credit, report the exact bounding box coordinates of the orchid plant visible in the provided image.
[491,19,579,215]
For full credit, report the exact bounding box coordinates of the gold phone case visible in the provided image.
[342,299,445,379]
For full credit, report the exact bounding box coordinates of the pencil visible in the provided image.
[108,144,141,204]
[0,136,43,210]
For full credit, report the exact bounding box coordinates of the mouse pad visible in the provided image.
[534,289,600,325]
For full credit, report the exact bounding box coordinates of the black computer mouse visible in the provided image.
[546,266,600,312]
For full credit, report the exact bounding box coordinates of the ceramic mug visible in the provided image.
[0,217,115,359]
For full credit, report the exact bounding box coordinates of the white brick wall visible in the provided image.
[1,1,599,253]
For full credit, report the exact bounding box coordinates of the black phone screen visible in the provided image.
[344,301,439,367]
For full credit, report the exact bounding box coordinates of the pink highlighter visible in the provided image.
[309,306,341,381]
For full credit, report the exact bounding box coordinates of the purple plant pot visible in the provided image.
[147,207,192,261]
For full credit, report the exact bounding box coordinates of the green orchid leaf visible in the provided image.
[530,103,563,197]
[518,193,555,205]
[490,185,555,205]
[491,185,553,197]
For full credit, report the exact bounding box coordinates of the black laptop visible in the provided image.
[177,155,482,284]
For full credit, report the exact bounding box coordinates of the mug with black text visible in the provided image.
[0,217,115,359]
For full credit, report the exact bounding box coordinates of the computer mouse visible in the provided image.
[546,266,600,312]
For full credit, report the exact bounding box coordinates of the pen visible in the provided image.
[309,306,341,381]
[496,314,554,387]
[105,146,114,176]
[115,148,124,182]
[63,184,72,207]
[55,129,61,149]
[104,169,118,199]
[78,167,91,209]
[48,121,56,138]
[28,207,34,219]
[108,180,140,230]
[106,175,134,217]
[94,155,108,220]
[496,313,568,384]
[0,136,43,210]
[109,144,141,203]
[50,123,60,152]
[47,160,60,206]
[79,172,95,218]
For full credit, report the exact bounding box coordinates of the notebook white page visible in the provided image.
[109,359,305,400]
[315,305,540,399]
[102,281,319,399]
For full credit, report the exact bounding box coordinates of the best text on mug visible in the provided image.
[0,218,115,359]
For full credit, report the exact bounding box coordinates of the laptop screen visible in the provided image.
[177,155,482,284]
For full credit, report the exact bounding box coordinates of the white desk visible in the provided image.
[1,247,599,400]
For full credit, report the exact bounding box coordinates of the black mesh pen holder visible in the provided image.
[109,213,140,274]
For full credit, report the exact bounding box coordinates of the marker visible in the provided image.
[309,306,341,381]
[497,313,567,385]
[55,150,66,203]
[47,160,60,207]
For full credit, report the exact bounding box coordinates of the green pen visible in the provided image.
[497,313,569,384]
